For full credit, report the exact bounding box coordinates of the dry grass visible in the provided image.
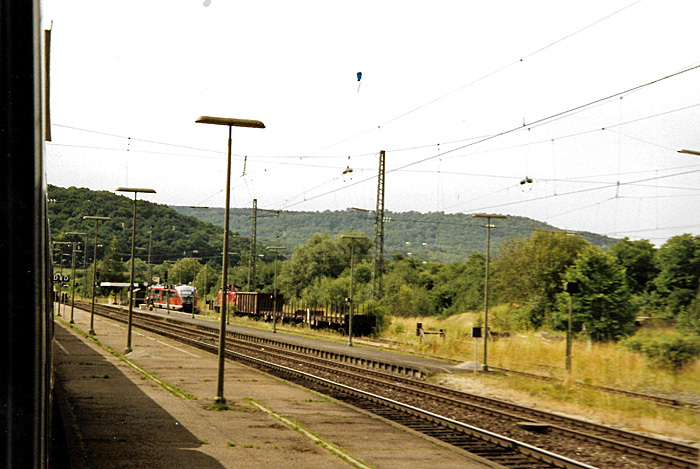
[384,313,700,443]
[386,313,700,394]
[437,374,700,443]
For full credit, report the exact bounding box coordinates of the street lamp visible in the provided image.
[65,231,87,324]
[340,234,367,346]
[266,246,284,333]
[196,115,265,405]
[84,216,111,335]
[678,149,700,156]
[471,213,507,372]
[116,187,156,353]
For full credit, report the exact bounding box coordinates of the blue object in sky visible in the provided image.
[357,72,362,81]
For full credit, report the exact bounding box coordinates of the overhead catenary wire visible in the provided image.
[307,0,644,155]
[274,64,700,211]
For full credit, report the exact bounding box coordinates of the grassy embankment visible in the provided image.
[384,309,700,442]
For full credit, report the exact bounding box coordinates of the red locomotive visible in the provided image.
[215,284,237,312]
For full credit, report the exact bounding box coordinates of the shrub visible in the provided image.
[623,332,700,371]
[676,289,700,336]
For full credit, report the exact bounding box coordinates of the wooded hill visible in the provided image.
[47,184,613,266]
[172,206,613,263]
[47,185,249,266]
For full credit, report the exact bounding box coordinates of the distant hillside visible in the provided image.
[47,185,251,266]
[172,206,614,263]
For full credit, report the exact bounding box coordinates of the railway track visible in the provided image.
[79,302,699,468]
[354,337,700,413]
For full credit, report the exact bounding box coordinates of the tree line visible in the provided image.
[49,185,700,348]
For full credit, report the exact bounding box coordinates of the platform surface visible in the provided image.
[52,306,494,468]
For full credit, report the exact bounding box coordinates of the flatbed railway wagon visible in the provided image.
[149,284,198,314]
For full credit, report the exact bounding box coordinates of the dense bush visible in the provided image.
[676,289,700,336]
[623,332,700,371]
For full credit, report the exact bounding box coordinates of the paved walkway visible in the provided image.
[52,306,494,468]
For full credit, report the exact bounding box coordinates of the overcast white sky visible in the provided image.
[44,0,700,245]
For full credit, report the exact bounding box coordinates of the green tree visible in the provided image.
[654,234,700,316]
[98,237,126,282]
[171,257,204,285]
[554,246,634,342]
[493,231,589,328]
[676,288,700,336]
[194,263,218,301]
[279,232,370,299]
[430,254,485,315]
[607,237,658,295]
[381,256,436,316]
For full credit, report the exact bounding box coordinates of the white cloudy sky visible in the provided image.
[44,0,700,244]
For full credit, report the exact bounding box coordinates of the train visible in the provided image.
[215,284,238,311]
[148,284,198,313]
[213,289,376,336]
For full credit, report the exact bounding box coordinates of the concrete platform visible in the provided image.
[52,306,494,468]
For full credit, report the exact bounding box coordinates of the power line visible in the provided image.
[464,167,700,213]
[307,0,643,155]
[275,64,700,211]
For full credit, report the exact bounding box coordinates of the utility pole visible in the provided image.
[372,150,386,300]
[245,199,279,292]
[248,199,257,291]
[147,230,153,286]
[266,246,284,333]
[471,213,507,372]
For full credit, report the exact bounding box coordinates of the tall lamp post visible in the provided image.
[196,115,265,405]
[266,246,284,333]
[84,216,111,335]
[471,213,507,372]
[340,234,366,346]
[65,232,87,324]
[116,187,156,353]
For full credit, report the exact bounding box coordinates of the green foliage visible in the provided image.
[365,300,390,335]
[98,237,126,282]
[170,257,204,285]
[304,276,351,306]
[676,289,700,336]
[193,263,218,300]
[173,206,615,264]
[493,231,589,328]
[607,237,658,295]
[279,232,370,299]
[47,185,250,270]
[623,332,700,371]
[654,234,700,316]
[553,246,634,342]
[431,254,485,315]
